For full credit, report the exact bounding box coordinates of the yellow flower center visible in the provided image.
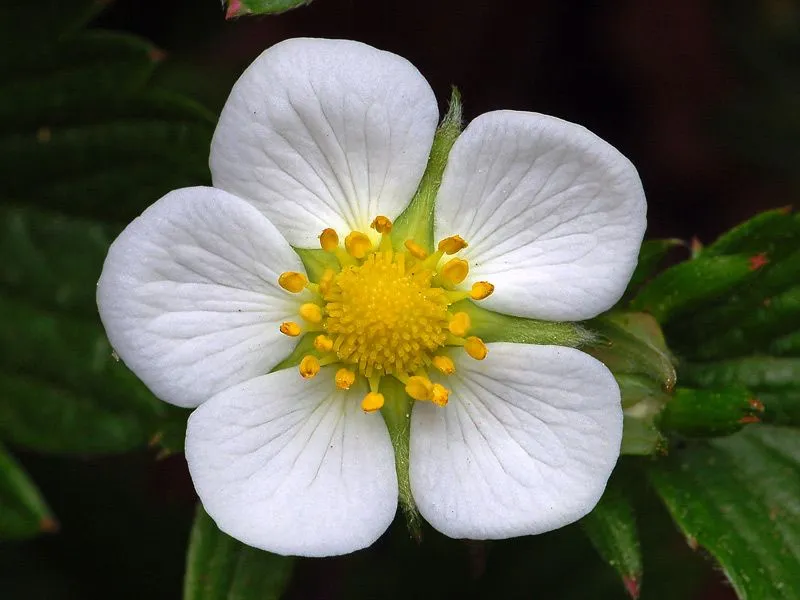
[277,216,495,412]
[325,251,449,378]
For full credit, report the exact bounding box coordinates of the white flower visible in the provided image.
[97,38,646,557]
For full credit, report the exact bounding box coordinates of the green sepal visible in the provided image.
[630,254,755,324]
[184,503,295,600]
[392,88,463,252]
[616,375,669,456]
[294,247,339,283]
[0,442,57,540]
[453,300,597,347]
[272,334,317,371]
[580,471,642,598]
[585,313,676,392]
[379,377,421,540]
[659,387,764,437]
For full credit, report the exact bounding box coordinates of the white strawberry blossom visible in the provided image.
[97,38,646,557]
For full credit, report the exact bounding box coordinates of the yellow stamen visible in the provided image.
[335,368,356,390]
[470,281,495,300]
[432,355,456,375]
[319,228,339,252]
[361,391,385,412]
[448,311,471,337]
[344,231,372,259]
[441,258,469,285]
[404,239,428,260]
[370,216,393,234]
[278,271,307,293]
[325,251,449,376]
[319,268,336,296]
[299,355,320,379]
[464,336,488,360]
[314,335,334,353]
[299,303,323,324]
[431,384,449,407]
[279,321,301,337]
[438,235,468,254]
[405,375,433,401]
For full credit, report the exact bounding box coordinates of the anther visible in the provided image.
[448,312,471,337]
[441,258,469,285]
[279,321,301,337]
[470,281,495,300]
[314,335,334,353]
[344,231,372,259]
[362,392,385,412]
[464,336,488,360]
[319,228,339,252]
[405,376,433,401]
[432,355,456,375]
[438,235,468,254]
[299,355,320,379]
[430,384,449,407]
[404,240,428,260]
[278,271,307,293]
[370,216,393,234]
[299,303,323,324]
[335,368,356,390]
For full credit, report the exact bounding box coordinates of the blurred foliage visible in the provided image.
[0,2,799,600]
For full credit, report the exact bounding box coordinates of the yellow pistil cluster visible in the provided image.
[277,216,495,413]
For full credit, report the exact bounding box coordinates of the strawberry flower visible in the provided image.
[97,38,646,556]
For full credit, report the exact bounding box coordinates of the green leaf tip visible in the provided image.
[226,0,313,19]
[184,503,295,600]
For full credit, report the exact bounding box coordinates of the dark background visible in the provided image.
[3,0,798,597]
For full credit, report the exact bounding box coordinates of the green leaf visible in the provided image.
[0,443,57,540]
[230,0,313,17]
[659,387,763,437]
[630,254,755,324]
[701,208,800,258]
[621,238,684,303]
[0,207,176,453]
[681,357,800,426]
[184,504,294,600]
[393,88,462,251]
[648,425,800,599]
[581,474,642,598]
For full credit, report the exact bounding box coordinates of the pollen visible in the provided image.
[299,355,320,379]
[324,251,449,378]
[278,271,307,293]
[470,281,495,300]
[319,228,339,252]
[441,258,469,285]
[344,231,372,259]
[438,235,468,254]
[299,303,323,324]
[279,321,301,337]
[361,391,385,412]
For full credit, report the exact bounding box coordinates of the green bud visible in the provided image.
[659,387,764,437]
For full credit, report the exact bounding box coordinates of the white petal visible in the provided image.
[435,111,646,320]
[97,187,306,408]
[410,343,622,539]
[185,367,398,557]
[210,38,439,247]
